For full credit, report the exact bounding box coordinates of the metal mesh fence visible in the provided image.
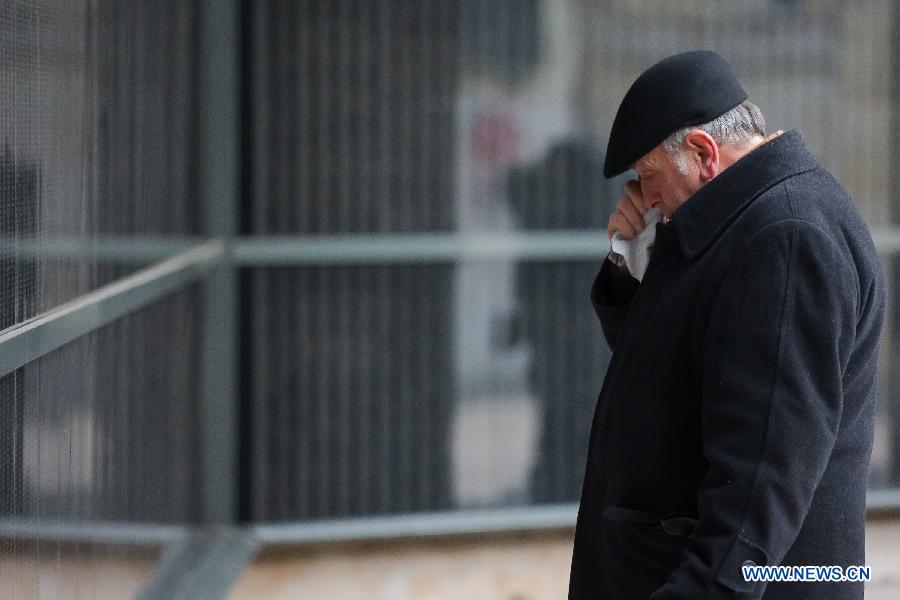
[0,282,203,597]
[0,287,203,526]
[0,0,200,329]
[0,0,205,597]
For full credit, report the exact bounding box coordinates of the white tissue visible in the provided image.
[610,208,662,282]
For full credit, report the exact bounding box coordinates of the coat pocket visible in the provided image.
[599,505,694,597]
[602,505,698,537]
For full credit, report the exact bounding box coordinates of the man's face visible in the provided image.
[632,143,703,219]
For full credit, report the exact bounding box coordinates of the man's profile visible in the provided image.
[568,50,886,600]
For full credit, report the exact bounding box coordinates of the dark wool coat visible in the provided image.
[568,130,886,599]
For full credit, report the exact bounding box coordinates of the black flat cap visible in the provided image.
[603,50,747,178]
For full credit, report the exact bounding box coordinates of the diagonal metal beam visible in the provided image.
[0,239,226,378]
[137,527,258,600]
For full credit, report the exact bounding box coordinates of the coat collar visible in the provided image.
[670,129,820,259]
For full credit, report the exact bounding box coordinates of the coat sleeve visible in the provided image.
[650,220,858,599]
[590,257,640,351]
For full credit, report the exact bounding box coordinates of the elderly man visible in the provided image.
[568,51,886,599]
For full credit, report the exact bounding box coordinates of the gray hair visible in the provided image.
[663,100,766,174]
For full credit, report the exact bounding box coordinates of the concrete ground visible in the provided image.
[0,549,157,599]
[230,518,900,600]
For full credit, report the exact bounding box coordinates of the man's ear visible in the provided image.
[684,130,719,182]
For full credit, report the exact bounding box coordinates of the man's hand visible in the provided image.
[607,179,647,241]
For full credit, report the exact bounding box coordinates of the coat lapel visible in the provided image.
[671,129,820,259]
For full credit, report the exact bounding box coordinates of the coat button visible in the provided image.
[742,559,757,568]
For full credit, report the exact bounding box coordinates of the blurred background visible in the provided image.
[1,0,900,598]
